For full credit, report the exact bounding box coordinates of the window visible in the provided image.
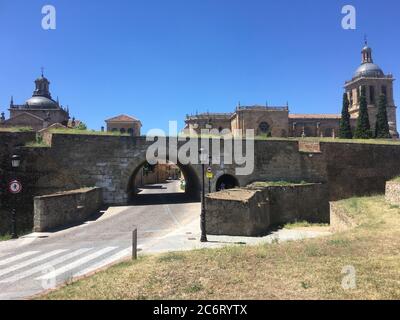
[120,128,126,134]
[369,86,375,104]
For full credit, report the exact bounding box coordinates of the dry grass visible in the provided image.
[41,196,400,300]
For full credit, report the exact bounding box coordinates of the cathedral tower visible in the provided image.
[344,41,398,138]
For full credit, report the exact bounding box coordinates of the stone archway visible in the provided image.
[216,174,239,191]
[126,160,201,204]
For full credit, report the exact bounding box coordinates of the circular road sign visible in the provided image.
[207,167,212,173]
[8,180,22,194]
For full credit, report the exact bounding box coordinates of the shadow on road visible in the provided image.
[130,193,199,205]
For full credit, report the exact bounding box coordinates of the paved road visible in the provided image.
[0,180,332,300]
[0,180,200,300]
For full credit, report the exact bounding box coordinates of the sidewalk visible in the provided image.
[139,216,332,254]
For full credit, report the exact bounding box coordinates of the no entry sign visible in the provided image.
[8,180,22,194]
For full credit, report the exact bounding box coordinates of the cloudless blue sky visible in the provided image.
[1,0,399,133]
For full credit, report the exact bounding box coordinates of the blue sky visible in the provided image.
[1,0,399,133]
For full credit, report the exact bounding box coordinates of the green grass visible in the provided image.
[248,180,310,188]
[25,141,50,148]
[0,234,12,241]
[40,195,400,300]
[50,129,131,136]
[0,126,33,132]
[292,137,400,145]
[284,221,329,229]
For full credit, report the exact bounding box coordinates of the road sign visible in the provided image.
[206,167,214,179]
[8,180,22,194]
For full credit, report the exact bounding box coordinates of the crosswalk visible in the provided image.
[0,246,131,285]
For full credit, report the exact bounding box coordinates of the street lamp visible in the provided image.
[11,154,21,168]
[10,154,21,239]
[199,148,208,242]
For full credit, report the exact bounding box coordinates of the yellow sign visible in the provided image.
[206,172,214,179]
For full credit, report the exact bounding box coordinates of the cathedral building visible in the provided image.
[184,42,398,138]
[0,72,70,131]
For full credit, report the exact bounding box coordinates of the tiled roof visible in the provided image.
[289,114,341,120]
[105,114,141,122]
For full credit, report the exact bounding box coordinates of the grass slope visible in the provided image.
[41,196,400,300]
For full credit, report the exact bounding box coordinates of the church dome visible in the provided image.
[25,96,59,109]
[353,42,385,78]
[354,62,384,78]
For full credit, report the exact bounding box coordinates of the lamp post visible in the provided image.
[208,154,212,194]
[10,154,21,239]
[199,148,208,242]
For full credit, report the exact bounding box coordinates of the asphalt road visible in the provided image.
[0,180,200,300]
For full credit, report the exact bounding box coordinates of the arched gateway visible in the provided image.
[126,159,201,203]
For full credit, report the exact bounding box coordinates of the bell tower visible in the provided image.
[344,41,398,138]
[33,68,52,99]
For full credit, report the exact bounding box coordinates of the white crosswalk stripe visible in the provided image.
[0,251,39,267]
[36,247,117,280]
[73,247,131,278]
[0,248,91,284]
[0,249,67,277]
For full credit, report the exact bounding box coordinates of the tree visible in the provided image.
[75,122,87,130]
[354,86,372,139]
[339,93,352,139]
[375,94,391,138]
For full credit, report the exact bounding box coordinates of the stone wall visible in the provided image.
[205,183,329,236]
[264,183,329,226]
[320,142,400,200]
[0,132,37,235]
[33,187,103,232]
[329,201,356,232]
[385,180,400,206]
[4,132,400,236]
[205,189,270,236]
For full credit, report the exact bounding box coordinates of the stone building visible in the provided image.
[105,114,142,136]
[0,72,70,131]
[184,42,397,138]
[344,41,398,137]
[184,112,233,134]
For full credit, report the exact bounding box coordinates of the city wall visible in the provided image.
[2,131,400,235]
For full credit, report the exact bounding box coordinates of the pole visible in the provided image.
[208,154,212,194]
[132,229,137,260]
[11,208,17,239]
[200,163,207,242]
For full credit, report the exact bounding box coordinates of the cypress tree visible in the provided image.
[375,94,391,138]
[354,86,372,139]
[339,93,352,139]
